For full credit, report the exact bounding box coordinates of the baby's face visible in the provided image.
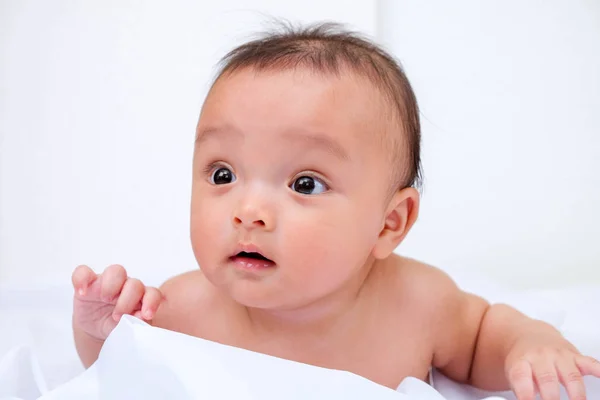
[191,68,395,309]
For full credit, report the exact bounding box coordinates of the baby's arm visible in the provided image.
[429,270,600,400]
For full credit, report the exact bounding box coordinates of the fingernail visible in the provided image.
[78,288,85,296]
[143,309,153,320]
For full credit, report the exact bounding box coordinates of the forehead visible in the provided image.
[198,67,389,154]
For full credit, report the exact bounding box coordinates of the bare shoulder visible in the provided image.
[159,269,209,301]
[382,255,490,376]
[381,254,461,310]
[378,254,488,331]
[152,269,217,332]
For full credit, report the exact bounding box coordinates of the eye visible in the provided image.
[210,166,236,185]
[291,175,328,195]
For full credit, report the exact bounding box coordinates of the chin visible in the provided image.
[227,284,283,309]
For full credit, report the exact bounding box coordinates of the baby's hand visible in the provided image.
[71,264,163,341]
[505,338,600,400]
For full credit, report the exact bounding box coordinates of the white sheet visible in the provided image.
[2,316,508,400]
[0,273,598,400]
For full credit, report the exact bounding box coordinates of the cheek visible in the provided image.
[282,199,379,276]
[190,192,230,262]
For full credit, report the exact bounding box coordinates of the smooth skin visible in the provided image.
[72,67,600,400]
[72,261,600,400]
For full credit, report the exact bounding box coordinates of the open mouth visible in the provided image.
[233,251,273,262]
[230,251,275,270]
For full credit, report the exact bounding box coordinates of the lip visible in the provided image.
[234,243,266,256]
[229,243,276,271]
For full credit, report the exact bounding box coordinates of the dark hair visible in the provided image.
[211,21,422,191]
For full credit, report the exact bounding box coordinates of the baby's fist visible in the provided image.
[72,264,163,340]
[506,341,600,400]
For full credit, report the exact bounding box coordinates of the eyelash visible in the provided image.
[203,161,231,177]
[202,161,227,175]
[201,162,331,190]
[290,171,329,187]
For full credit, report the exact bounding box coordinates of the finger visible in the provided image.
[72,265,97,296]
[556,356,586,400]
[100,264,128,303]
[532,355,560,400]
[576,355,600,378]
[140,287,163,320]
[508,359,535,400]
[113,278,145,320]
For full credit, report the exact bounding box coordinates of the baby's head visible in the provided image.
[191,22,421,310]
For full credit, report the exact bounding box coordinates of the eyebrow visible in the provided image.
[195,125,242,146]
[282,130,350,162]
[195,126,350,162]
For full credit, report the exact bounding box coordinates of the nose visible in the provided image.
[232,191,274,231]
[233,215,266,229]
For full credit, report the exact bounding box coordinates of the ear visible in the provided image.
[372,187,420,260]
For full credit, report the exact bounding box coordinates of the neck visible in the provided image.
[244,256,380,336]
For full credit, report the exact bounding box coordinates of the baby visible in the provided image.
[71,22,599,400]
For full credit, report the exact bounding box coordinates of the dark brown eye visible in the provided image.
[292,176,327,195]
[211,167,235,185]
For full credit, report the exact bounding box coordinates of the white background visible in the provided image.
[380,0,600,288]
[1,0,598,289]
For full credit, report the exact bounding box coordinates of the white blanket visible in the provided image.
[2,316,507,400]
[0,274,599,399]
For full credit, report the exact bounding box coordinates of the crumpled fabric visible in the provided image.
[1,316,506,400]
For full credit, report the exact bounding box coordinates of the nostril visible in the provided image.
[233,217,266,227]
